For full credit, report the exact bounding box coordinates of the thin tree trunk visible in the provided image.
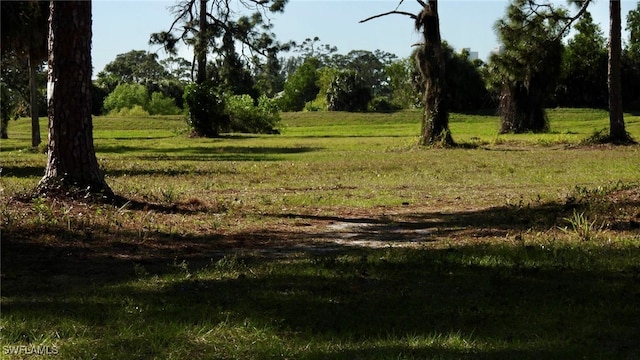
[37,0,112,199]
[28,51,41,148]
[196,0,207,85]
[608,0,627,141]
[416,0,454,146]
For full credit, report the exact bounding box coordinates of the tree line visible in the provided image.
[4,1,640,142]
[0,0,638,200]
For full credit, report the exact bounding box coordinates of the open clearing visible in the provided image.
[1,109,640,359]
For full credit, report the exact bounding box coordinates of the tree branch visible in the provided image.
[359,10,417,24]
[556,0,592,37]
[523,0,593,39]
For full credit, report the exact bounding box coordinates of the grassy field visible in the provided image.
[1,109,640,359]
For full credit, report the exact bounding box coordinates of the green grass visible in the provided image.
[1,109,640,359]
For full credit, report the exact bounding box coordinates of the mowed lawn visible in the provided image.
[1,109,639,359]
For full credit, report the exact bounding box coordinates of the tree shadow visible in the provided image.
[95,145,321,162]
[0,165,44,178]
[2,197,639,358]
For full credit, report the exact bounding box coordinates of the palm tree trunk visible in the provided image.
[416,0,454,146]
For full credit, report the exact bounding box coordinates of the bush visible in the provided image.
[103,84,147,114]
[147,92,181,115]
[183,82,227,137]
[278,58,320,112]
[368,97,401,113]
[304,99,325,112]
[224,94,281,134]
[326,70,371,112]
[103,84,181,116]
[109,105,150,117]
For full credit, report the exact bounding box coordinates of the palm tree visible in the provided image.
[361,0,454,146]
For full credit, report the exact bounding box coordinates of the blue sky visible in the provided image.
[92,0,637,76]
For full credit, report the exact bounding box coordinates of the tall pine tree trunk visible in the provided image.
[608,0,628,142]
[416,1,454,146]
[37,0,112,199]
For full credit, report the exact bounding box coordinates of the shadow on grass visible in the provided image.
[2,198,640,359]
[95,144,321,162]
[0,165,44,178]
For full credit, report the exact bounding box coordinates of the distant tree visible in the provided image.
[37,0,113,199]
[0,50,47,136]
[385,57,420,109]
[151,0,288,137]
[160,56,193,82]
[623,2,640,109]
[98,50,168,86]
[95,50,186,113]
[286,37,338,71]
[253,49,286,97]
[628,2,640,60]
[326,70,371,112]
[444,45,492,112]
[1,0,48,146]
[278,57,320,111]
[216,32,258,98]
[333,50,397,98]
[557,11,608,108]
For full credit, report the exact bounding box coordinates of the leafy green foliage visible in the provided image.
[278,58,320,112]
[488,0,565,133]
[253,50,285,97]
[97,50,168,89]
[444,45,493,112]
[224,94,281,134]
[624,2,640,109]
[183,82,227,137]
[103,84,180,116]
[327,50,397,98]
[385,58,420,110]
[147,92,182,116]
[627,1,640,61]
[326,70,371,112]
[556,11,608,108]
[0,81,17,138]
[103,84,148,115]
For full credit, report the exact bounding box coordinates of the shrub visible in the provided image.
[103,83,148,114]
[368,97,401,113]
[183,82,227,137]
[224,94,281,134]
[304,99,324,112]
[147,92,181,115]
[326,70,371,112]
[109,105,150,117]
[278,58,320,112]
